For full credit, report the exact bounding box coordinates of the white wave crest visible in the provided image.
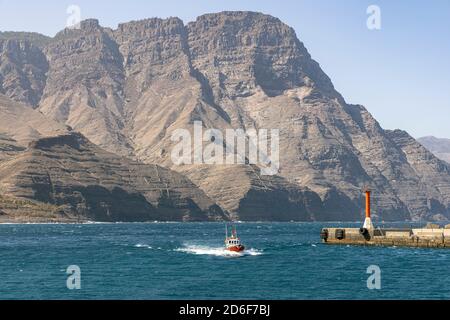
[175,244,263,257]
[134,244,152,249]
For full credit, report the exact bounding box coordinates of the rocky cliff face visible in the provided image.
[0,11,449,221]
[0,94,67,144]
[0,36,49,106]
[388,131,450,220]
[0,132,225,222]
[38,20,133,157]
[187,12,337,100]
[418,136,450,164]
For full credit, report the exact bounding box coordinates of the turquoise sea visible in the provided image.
[1,222,449,300]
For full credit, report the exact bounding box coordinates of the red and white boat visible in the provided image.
[225,225,245,252]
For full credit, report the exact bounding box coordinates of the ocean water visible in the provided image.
[1,222,449,300]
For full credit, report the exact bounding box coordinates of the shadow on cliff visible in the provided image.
[31,184,215,222]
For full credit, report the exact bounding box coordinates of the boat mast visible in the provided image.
[225,224,228,240]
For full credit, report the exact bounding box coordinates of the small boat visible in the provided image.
[225,224,245,252]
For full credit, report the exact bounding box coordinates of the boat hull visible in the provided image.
[227,245,245,252]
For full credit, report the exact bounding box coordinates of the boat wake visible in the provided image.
[175,244,263,258]
[134,243,153,249]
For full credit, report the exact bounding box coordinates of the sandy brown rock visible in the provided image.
[0,94,67,145]
[0,194,76,223]
[0,133,25,161]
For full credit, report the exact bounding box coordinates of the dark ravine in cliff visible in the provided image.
[0,11,449,221]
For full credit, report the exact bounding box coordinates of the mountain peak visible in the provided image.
[0,31,51,48]
[117,16,184,29]
[54,18,103,39]
[192,11,283,23]
[115,17,186,39]
[418,136,450,163]
[80,18,101,30]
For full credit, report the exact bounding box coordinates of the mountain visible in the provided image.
[0,94,67,145]
[0,31,52,48]
[0,11,449,221]
[0,132,226,222]
[0,35,50,106]
[418,136,450,164]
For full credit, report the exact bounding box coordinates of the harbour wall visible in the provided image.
[321,226,450,248]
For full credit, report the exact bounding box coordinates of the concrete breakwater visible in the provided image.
[321,224,450,248]
[321,190,450,248]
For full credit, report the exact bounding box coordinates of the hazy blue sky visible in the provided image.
[0,0,449,138]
